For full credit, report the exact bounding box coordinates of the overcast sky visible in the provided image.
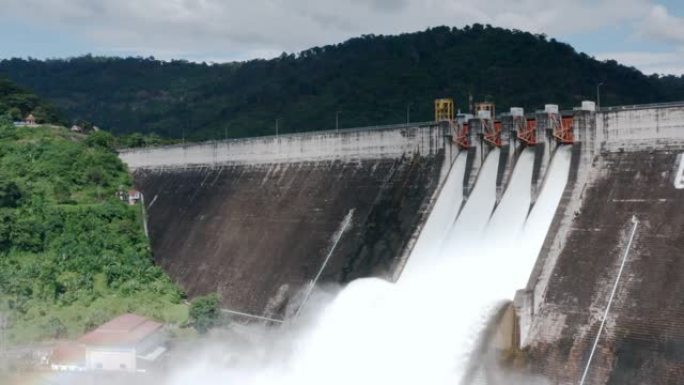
[1,0,683,75]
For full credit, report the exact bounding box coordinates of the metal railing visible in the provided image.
[598,100,684,112]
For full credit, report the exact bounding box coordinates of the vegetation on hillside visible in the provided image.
[0,78,63,124]
[1,25,683,142]
[0,121,186,343]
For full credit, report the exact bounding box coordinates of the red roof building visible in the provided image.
[50,342,86,371]
[50,314,165,372]
[79,313,162,347]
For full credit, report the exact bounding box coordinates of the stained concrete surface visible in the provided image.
[133,154,442,317]
[525,151,684,385]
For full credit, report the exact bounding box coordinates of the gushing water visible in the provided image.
[169,145,572,385]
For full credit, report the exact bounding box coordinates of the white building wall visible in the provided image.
[119,124,443,169]
[86,348,137,371]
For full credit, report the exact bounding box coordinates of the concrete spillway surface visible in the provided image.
[168,146,572,385]
[133,156,442,316]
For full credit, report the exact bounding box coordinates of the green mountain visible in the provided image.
[1,25,683,141]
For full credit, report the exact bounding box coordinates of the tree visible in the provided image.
[0,180,22,208]
[31,106,49,123]
[85,130,114,150]
[7,107,21,121]
[189,293,220,334]
[45,316,67,339]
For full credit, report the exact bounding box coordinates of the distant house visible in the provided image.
[24,114,37,126]
[70,125,83,133]
[12,113,38,127]
[128,189,142,205]
[50,314,166,372]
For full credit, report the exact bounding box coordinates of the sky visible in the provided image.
[0,0,683,75]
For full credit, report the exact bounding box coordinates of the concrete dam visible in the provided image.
[121,125,447,318]
[119,102,684,384]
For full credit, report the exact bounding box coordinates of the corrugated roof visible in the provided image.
[78,313,162,347]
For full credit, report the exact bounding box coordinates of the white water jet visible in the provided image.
[402,149,467,274]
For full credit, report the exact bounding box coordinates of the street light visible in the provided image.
[596,82,605,109]
[406,103,412,126]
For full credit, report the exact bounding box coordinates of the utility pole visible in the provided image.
[596,82,605,109]
[275,118,279,137]
[406,103,412,126]
[336,111,341,132]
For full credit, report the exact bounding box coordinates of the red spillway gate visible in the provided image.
[454,122,470,150]
[554,116,575,144]
[518,119,538,146]
[483,121,503,147]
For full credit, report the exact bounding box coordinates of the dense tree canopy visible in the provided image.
[0,124,185,343]
[0,78,63,124]
[1,25,683,142]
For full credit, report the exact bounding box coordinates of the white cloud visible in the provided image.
[1,0,683,75]
[0,0,650,53]
[638,4,684,45]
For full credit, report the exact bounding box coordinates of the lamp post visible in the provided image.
[406,103,412,126]
[336,111,341,132]
[596,82,605,109]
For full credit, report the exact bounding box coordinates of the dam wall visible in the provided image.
[120,124,446,318]
[519,103,684,384]
[120,123,441,169]
[597,103,684,152]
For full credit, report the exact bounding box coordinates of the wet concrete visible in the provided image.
[524,150,684,384]
[133,154,442,317]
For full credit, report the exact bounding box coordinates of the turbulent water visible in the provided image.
[169,145,573,385]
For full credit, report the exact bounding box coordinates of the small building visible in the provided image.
[50,314,166,373]
[24,114,37,126]
[70,125,83,133]
[128,189,142,205]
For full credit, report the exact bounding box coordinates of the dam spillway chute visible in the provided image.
[401,150,467,275]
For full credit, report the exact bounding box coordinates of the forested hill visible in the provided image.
[0,124,185,343]
[1,25,683,140]
[0,77,63,124]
